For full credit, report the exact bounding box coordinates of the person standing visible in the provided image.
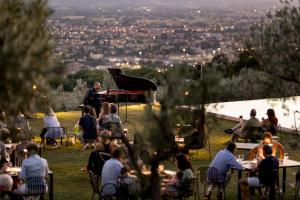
[83,82,102,118]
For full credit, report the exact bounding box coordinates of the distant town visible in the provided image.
[49,6,275,74]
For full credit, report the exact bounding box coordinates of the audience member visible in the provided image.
[0,110,7,129]
[78,106,98,150]
[262,109,278,135]
[231,109,261,142]
[98,102,110,128]
[119,167,140,199]
[99,130,116,154]
[0,129,10,165]
[103,104,122,126]
[101,147,125,196]
[11,109,30,141]
[247,132,284,161]
[18,143,49,196]
[87,142,111,177]
[162,154,194,199]
[184,118,207,150]
[0,174,22,200]
[204,142,243,199]
[240,145,279,200]
[40,107,61,145]
[83,82,102,118]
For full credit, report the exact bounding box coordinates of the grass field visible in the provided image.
[28,105,300,200]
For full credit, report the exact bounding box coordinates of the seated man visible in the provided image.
[101,147,125,196]
[231,109,261,142]
[0,174,22,200]
[78,106,99,150]
[240,145,279,200]
[17,143,49,197]
[205,143,243,199]
[247,132,284,161]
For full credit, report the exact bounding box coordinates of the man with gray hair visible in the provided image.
[17,143,49,198]
[231,109,261,142]
[0,174,22,199]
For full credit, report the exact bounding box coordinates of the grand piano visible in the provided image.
[79,68,157,118]
[99,68,158,103]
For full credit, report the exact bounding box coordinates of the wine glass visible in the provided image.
[284,153,289,160]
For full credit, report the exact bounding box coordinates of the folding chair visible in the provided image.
[99,183,119,200]
[206,167,226,200]
[88,170,101,200]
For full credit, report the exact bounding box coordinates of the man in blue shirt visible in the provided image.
[101,147,125,196]
[205,142,243,199]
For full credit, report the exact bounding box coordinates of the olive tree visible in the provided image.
[0,0,53,114]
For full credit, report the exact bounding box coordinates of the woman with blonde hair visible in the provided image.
[40,107,61,145]
[98,102,110,127]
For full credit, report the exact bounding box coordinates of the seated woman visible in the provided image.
[261,109,278,135]
[103,104,122,126]
[102,104,123,138]
[40,107,61,145]
[162,154,194,199]
[98,102,110,129]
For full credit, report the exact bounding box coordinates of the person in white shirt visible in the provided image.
[204,142,243,199]
[101,147,125,196]
[17,143,49,196]
[40,107,61,145]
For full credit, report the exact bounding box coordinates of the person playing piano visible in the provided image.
[83,82,102,118]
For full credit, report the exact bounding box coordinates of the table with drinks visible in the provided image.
[235,155,300,200]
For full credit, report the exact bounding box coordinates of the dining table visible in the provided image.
[5,166,54,200]
[235,158,300,200]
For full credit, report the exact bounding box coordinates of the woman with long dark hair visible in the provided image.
[162,154,194,199]
[262,109,278,135]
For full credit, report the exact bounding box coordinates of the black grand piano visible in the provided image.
[79,68,157,118]
[99,68,157,103]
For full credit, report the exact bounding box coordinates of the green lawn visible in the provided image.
[28,105,300,200]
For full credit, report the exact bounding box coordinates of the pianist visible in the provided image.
[83,82,102,118]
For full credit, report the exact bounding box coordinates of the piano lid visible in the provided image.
[108,68,157,91]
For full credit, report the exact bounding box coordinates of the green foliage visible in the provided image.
[49,69,105,92]
[249,0,300,86]
[53,80,87,111]
[68,69,104,88]
[0,0,53,113]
